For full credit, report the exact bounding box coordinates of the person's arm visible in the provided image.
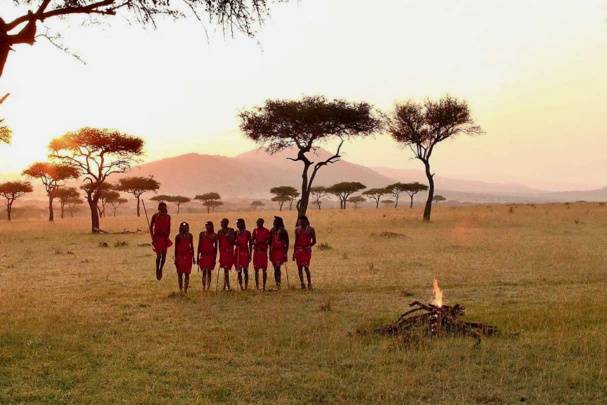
[190,234,196,264]
[248,231,253,261]
[310,227,317,247]
[174,235,178,265]
[197,233,203,262]
[228,229,236,244]
[283,229,290,261]
[268,230,273,257]
[150,213,156,235]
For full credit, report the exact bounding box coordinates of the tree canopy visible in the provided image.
[195,192,222,213]
[347,195,365,208]
[0,0,286,77]
[387,95,480,221]
[116,176,160,216]
[402,182,428,208]
[310,186,328,210]
[433,194,447,202]
[23,161,79,221]
[327,182,366,209]
[54,186,80,218]
[151,194,191,213]
[270,185,299,210]
[240,96,382,216]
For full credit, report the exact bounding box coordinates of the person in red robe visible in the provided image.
[293,215,317,290]
[197,221,217,291]
[235,218,252,290]
[150,202,172,280]
[252,218,270,290]
[174,222,195,294]
[269,216,289,290]
[217,218,236,291]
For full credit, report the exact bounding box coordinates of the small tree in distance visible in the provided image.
[251,200,264,210]
[195,192,222,213]
[363,188,388,208]
[348,195,365,208]
[54,187,80,219]
[151,195,191,214]
[403,182,428,208]
[100,190,121,217]
[310,186,328,210]
[388,96,481,221]
[328,182,366,209]
[23,162,79,222]
[386,183,409,208]
[116,176,160,217]
[240,96,382,217]
[381,199,395,208]
[0,180,32,221]
[109,197,128,216]
[433,195,447,203]
[270,186,299,211]
[272,195,290,211]
[49,127,144,233]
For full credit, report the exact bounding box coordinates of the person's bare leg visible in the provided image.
[274,264,281,290]
[224,269,231,291]
[262,269,267,291]
[298,266,305,289]
[178,272,183,293]
[237,270,244,290]
[254,269,260,290]
[159,253,167,279]
[184,274,190,294]
[305,267,312,290]
[243,268,249,290]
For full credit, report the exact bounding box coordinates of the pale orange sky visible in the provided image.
[0,0,606,190]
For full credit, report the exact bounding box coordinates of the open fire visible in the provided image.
[375,278,499,344]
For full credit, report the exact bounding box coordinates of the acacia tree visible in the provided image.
[251,200,264,210]
[151,195,191,214]
[381,199,394,208]
[108,195,127,216]
[433,194,447,203]
[327,182,365,209]
[54,186,79,218]
[271,194,289,211]
[403,182,428,208]
[0,1,286,79]
[310,186,327,210]
[99,189,120,217]
[386,183,408,208]
[388,96,481,222]
[195,192,221,213]
[0,180,32,220]
[23,162,79,222]
[65,196,84,216]
[49,127,144,233]
[270,186,299,211]
[363,187,388,208]
[240,96,382,217]
[348,195,365,208]
[116,176,159,217]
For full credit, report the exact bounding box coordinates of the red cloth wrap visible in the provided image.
[234,230,251,269]
[252,227,270,270]
[270,229,287,266]
[175,234,193,274]
[218,231,235,269]
[152,213,172,253]
[198,232,216,270]
[294,227,313,267]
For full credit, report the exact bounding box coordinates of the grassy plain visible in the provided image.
[1,203,606,403]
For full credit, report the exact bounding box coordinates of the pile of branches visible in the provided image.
[375,301,499,344]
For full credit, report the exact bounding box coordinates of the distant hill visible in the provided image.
[123,148,394,198]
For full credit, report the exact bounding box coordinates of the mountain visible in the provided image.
[123,148,394,198]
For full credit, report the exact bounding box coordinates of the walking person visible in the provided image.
[235,218,252,290]
[293,216,316,290]
[217,218,236,291]
[252,218,270,290]
[174,222,195,294]
[150,202,172,280]
[269,216,289,290]
[197,221,217,291]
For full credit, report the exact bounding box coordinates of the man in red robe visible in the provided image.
[293,215,316,290]
[197,221,217,291]
[150,202,172,280]
[269,216,289,290]
[217,218,236,291]
[252,218,270,290]
[235,218,252,290]
[174,222,195,294]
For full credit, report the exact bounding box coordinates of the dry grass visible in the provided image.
[1,203,606,403]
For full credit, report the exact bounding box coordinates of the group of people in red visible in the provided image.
[149,202,317,293]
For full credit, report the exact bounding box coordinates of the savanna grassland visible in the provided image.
[1,203,606,403]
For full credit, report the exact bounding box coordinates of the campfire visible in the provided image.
[375,278,499,344]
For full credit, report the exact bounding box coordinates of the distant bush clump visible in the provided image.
[318,242,332,251]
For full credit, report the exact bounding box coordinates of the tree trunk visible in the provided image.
[206,205,210,214]
[375,198,380,208]
[6,200,12,221]
[394,194,399,209]
[88,197,101,233]
[423,161,434,222]
[60,201,65,219]
[409,195,414,208]
[136,196,141,217]
[177,203,181,214]
[297,162,312,218]
[48,195,54,222]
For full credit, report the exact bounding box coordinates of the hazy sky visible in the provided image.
[0,0,606,190]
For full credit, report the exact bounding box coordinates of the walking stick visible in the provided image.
[142,199,152,242]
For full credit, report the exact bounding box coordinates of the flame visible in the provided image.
[431,277,443,307]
